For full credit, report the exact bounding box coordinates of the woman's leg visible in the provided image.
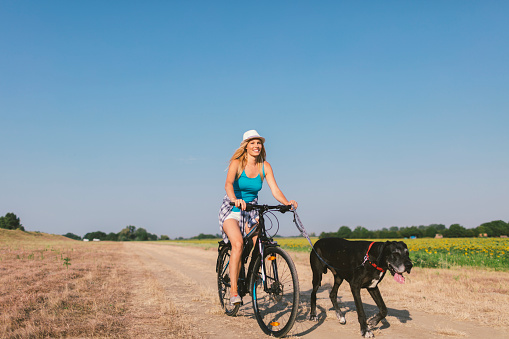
[244,220,259,279]
[222,218,243,297]
[245,219,259,255]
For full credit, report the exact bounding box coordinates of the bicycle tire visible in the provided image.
[217,244,241,316]
[250,246,299,337]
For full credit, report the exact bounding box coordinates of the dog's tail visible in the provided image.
[311,246,330,275]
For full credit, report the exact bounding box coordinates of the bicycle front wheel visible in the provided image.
[217,245,240,316]
[250,246,299,337]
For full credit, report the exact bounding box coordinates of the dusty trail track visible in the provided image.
[125,242,506,338]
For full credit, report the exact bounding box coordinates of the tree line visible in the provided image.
[0,212,170,241]
[170,220,509,240]
[64,225,170,241]
[2,212,507,240]
[319,220,509,239]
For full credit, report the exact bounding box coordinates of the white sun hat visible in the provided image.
[242,130,265,144]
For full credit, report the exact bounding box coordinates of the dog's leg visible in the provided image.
[330,274,346,324]
[367,287,387,328]
[350,284,374,338]
[309,266,322,321]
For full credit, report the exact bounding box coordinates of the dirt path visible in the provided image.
[124,242,507,338]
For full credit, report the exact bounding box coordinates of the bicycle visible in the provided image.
[216,203,300,337]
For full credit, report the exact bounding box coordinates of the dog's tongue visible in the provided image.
[394,273,405,284]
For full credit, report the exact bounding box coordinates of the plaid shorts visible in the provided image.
[218,195,259,243]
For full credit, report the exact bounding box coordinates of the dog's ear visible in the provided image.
[385,240,396,249]
[399,241,409,249]
[383,241,395,257]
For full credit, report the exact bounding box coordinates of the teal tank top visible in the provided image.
[232,166,265,212]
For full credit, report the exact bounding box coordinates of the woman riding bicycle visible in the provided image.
[218,129,298,306]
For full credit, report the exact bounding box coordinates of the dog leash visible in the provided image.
[292,210,385,273]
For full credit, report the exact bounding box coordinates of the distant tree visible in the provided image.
[374,228,397,238]
[160,235,170,240]
[337,226,352,238]
[132,228,157,241]
[84,231,108,241]
[444,224,467,238]
[371,230,382,239]
[400,226,422,238]
[105,232,119,241]
[63,232,81,240]
[475,224,487,237]
[479,220,509,237]
[319,231,337,239]
[464,228,475,237]
[134,227,148,241]
[433,224,446,232]
[192,233,217,240]
[312,220,506,240]
[423,225,437,238]
[118,225,136,241]
[351,226,371,239]
[0,213,25,231]
[374,228,385,239]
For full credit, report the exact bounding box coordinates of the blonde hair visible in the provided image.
[230,138,266,181]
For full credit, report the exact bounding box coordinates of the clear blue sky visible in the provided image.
[1,1,508,238]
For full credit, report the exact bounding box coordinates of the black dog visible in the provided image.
[309,238,412,338]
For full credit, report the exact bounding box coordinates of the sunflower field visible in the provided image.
[275,237,509,270]
[170,236,509,271]
[403,237,509,270]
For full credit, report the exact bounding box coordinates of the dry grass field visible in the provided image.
[0,229,195,338]
[288,251,509,330]
[2,230,509,338]
[0,229,128,337]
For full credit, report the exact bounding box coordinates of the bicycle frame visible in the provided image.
[218,204,292,298]
[254,208,282,294]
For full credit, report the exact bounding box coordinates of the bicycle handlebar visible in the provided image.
[229,202,293,213]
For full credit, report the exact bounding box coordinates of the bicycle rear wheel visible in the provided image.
[217,244,241,316]
[251,246,299,337]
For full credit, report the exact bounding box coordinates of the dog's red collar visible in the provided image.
[362,242,385,272]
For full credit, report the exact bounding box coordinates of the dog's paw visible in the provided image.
[367,315,379,328]
[335,312,346,324]
[309,314,319,322]
[362,330,375,338]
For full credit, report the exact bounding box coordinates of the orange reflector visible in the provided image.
[270,322,280,327]
[267,256,276,261]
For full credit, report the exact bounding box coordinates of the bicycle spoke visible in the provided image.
[251,247,299,337]
[217,245,240,316]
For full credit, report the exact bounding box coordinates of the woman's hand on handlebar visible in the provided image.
[287,200,298,210]
[233,198,247,211]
